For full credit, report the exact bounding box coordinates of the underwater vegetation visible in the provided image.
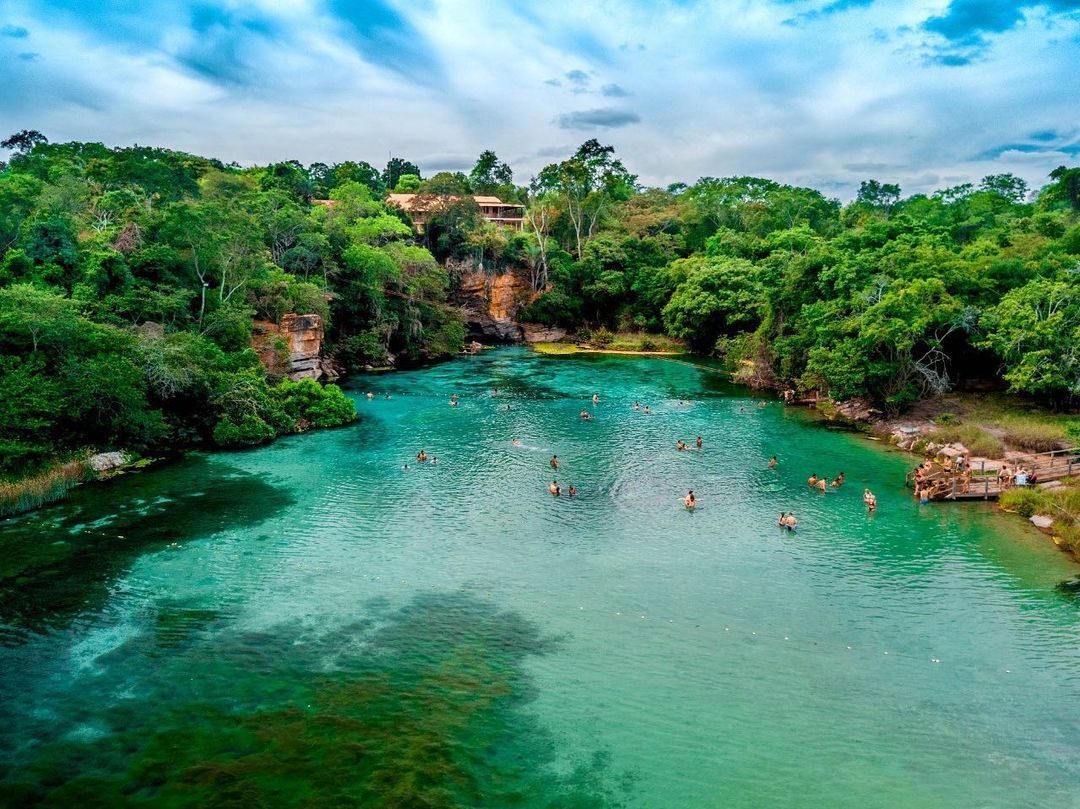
[0,591,626,808]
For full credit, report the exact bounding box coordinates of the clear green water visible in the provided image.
[1,347,1079,808]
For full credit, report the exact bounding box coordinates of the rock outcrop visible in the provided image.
[521,323,567,343]
[253,314,328,381]
[454,268,534,343]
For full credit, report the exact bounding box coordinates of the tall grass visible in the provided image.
[1000,479,1080,557]
[0,458,92,518]
[930,423,1005,458]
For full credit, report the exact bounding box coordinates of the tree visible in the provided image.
[393,174,422,193]
[1043,165,1080,212]
[418,171,471,195]
[535,139,636,259]
[662,256,765,350]
[980,173,1028,203]
[469,150,513,195]
[1,129,47,154]
[856,180,902,209]
[383,157,421,190]
[978,279,1080,397]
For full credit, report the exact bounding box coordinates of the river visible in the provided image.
[1,347,1078,807]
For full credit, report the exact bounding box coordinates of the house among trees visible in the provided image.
[386,193,525,231]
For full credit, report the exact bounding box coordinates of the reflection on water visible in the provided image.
[0,592,624,808]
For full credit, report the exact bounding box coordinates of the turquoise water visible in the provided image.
[1,347,1078,807]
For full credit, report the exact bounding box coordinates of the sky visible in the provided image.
[1,0,1078,199]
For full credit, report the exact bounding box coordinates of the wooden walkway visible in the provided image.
[908,448,1080,501]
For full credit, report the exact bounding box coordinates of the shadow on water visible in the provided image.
[1,591,627,808]
[0,456,294,640]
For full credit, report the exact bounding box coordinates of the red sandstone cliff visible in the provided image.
[252,314,330,380]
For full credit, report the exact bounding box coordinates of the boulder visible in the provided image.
[89,451,128,472]
[1030,514,1055,530]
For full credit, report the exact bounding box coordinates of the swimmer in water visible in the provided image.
[785,512,797,529]
[808,474,819,487]
[549,480,561,496]
[695,436,703,448]
[366,392,375,399]
[431,457,438,465]
[769,455,777,469]
[778,512,786,527]
[384,393,391,399]
[831,472,845,488]
[633,401,640,411]
[568,484,577,497]
[550,455,559,469]
[417,450,427,462]
[402,463,410,471]
[816,477,827,492]
[684,490,696,509]
[512,438,521,446]
[580,410,590,420]
[863,488,877,511]
[504,404,512,410]
[449,398,458,406]
[643,405,652,414]
[592,393,600,404]
[676,440,687,451]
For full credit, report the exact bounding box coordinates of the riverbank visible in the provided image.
[799,391,1080,562]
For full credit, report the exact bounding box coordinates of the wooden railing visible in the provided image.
[909,447,1080,501]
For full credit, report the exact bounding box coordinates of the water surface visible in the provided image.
[1,347,1078,807]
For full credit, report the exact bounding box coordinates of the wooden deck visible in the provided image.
[909,448,1080,501]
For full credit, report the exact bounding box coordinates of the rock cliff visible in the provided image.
[454,268,534,342]
[253,314,329,381]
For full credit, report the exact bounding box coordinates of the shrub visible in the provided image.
[934,412,956,424]
[212,414,276,447]
[591,327,614,347]
[999,487,1045,518]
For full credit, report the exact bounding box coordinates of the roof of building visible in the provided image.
[386,193,524,212]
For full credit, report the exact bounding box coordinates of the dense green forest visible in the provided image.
[1,129,1079,485]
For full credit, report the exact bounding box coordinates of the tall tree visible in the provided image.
[383,157,422,191]
[469,150,513,195]
[535,139,636,259]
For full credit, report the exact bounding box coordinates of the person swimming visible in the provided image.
[549,480,561,496]
[816,477,827,492]
[643,406,652,414]
[769,455,777,469]
[633,401,640,411]
[831,472,845,487]
[511,438,521,446]
[808,474,819,486]
[695,436,703,448]
[684,490,696,509]
[504,404,512,410]
[384,393,391,399]
[416,450,427,462]
[676,440,687,451]
[366,392,375,399]
[592,393,600,404]
[568,484,577,497]
[449,398,458,406]
[784,512,797,530]
[863,488,877,511]
[550,455,559,469]
[402,463,410,471]
[580,410,590,420]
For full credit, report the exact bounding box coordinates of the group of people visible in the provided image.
[676,437,704,451]
[806,472,845,492]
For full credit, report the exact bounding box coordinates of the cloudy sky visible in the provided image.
[1,0,1078,198]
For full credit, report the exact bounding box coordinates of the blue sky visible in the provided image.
[1,0,1078,198]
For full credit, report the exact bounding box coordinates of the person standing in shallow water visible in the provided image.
[695,436,703,448]
[550,455,559,469]
[684,490,696,509]
[769,456,778,469]
[549,480,561,496]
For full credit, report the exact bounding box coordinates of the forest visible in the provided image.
[1,129,1079,486]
